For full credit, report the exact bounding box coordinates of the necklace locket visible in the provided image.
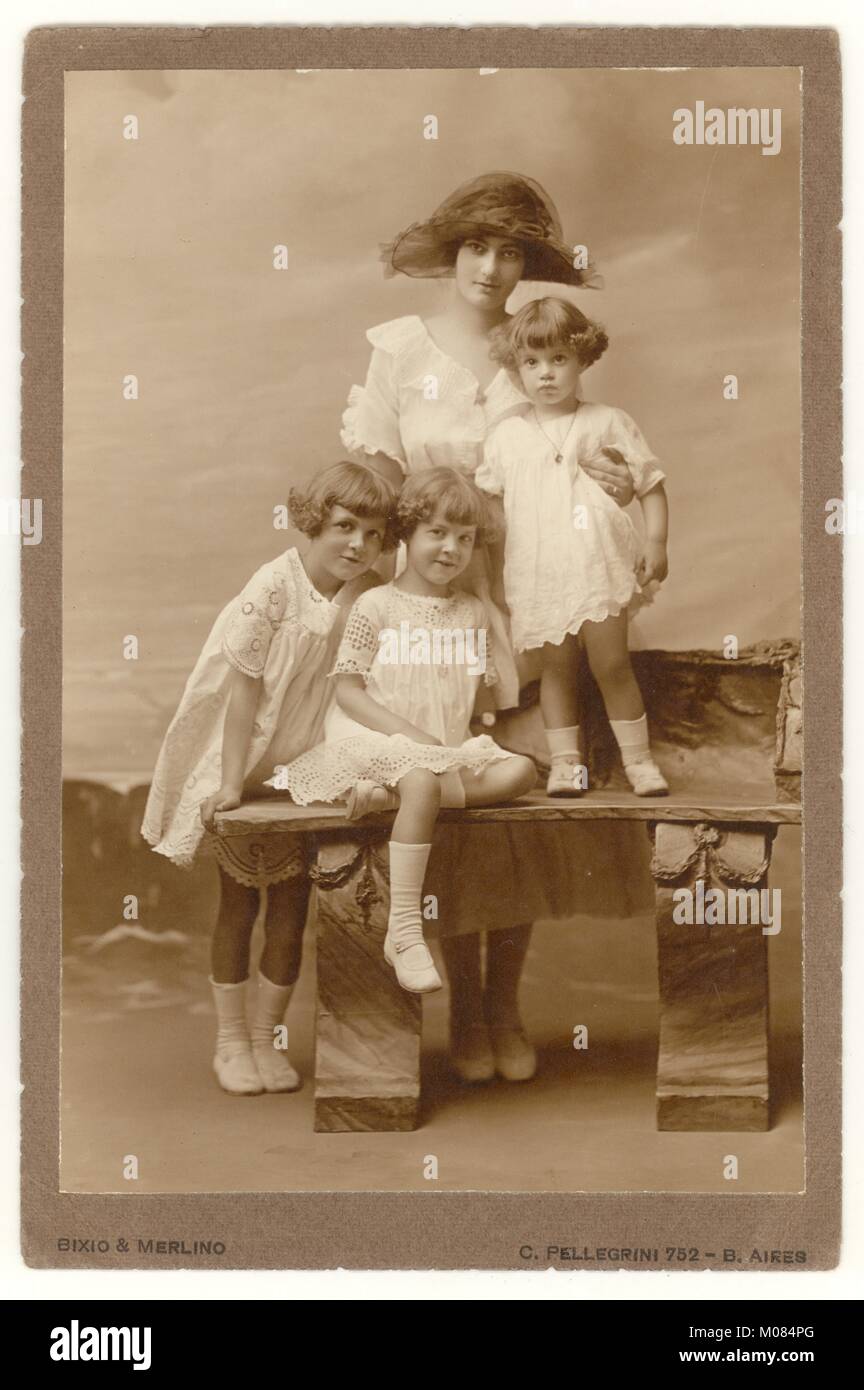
[532,405,580,463]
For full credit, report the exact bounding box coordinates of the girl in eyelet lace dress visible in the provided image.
[273,467,537,996]
[141,462,396,1097]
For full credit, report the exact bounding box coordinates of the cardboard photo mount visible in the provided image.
[21,24,841,1271]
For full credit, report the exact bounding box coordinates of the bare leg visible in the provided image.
[580,612,644,721]
[539,634,582,731]
[461,754,537,806]
[210,867,260,983]
[392,766,441,844]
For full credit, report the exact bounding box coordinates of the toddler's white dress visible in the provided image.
[141,548,367,870]
[475,402,666,652]
[275,582,516,805]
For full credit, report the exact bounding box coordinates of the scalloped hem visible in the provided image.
[277,733,516,807]
[513,589,654,652]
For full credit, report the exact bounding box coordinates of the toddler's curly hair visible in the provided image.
[288,461,399,551]
[396,466,499,546]
[489,296,609,372]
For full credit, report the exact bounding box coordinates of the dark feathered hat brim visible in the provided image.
[379,172,602,289]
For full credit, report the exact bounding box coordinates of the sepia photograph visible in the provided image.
[57,60,805,1208]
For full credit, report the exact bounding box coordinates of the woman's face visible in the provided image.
[454,235,525,310]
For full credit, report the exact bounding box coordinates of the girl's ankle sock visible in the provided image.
[545,725,583,762]
[250,970,293,1049]
[209,976,252,1059]
[251,971,300,1092]
[609,713,652,767]
[387,841,432,956]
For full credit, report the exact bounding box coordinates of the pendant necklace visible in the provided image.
[532,404,580,463]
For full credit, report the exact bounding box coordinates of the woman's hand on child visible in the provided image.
[200,785,243,830]
[639,540,669,584]
[581,447,635,507]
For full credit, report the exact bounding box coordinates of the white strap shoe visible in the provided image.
[383,931,443,994]
[624,756,669,797]
[546,757,587,798]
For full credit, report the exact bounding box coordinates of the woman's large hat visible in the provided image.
[381,171,599,288]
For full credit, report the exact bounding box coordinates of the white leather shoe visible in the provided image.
[383,932,443,994]
[213,1046,263,1096]
[546,758,587,797]
[624,756,669,797]
[252,1043,301,1093]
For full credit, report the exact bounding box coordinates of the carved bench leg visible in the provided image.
[311,835,421,1132]
[650,822,776,1132]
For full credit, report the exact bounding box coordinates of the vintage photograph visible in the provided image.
[60,64,803,1199]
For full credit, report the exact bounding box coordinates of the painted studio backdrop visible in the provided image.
[63,67,800,779]
[60,68,802,1196]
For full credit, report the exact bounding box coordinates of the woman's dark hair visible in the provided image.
[490,296,609,371]
[288,461,399,551]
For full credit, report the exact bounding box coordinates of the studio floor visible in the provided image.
[61,900,804,1197]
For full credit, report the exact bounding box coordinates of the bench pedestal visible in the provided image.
[650,821,775,1131]
[310,835,421,1132]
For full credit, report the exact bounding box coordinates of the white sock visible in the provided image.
[387,841,432,953]
[209,977,252,1059]
[609,714,651,766]
[545,725,582,762]
[250,970,293,1052]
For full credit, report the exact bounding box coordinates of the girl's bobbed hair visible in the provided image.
[396,466,498,547]
[490,296,609,372]
[288,461,399,551]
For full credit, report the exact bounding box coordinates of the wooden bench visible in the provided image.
[216,644,801,1134]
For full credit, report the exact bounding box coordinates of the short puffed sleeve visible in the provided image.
[222,561,289,678]
[474,431,506,497]
[606,408,666,498]
[340,345,408,472]
[330,588,383,683]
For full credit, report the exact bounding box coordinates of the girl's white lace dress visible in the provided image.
[141,548,367,868]
[276,582,516,805]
